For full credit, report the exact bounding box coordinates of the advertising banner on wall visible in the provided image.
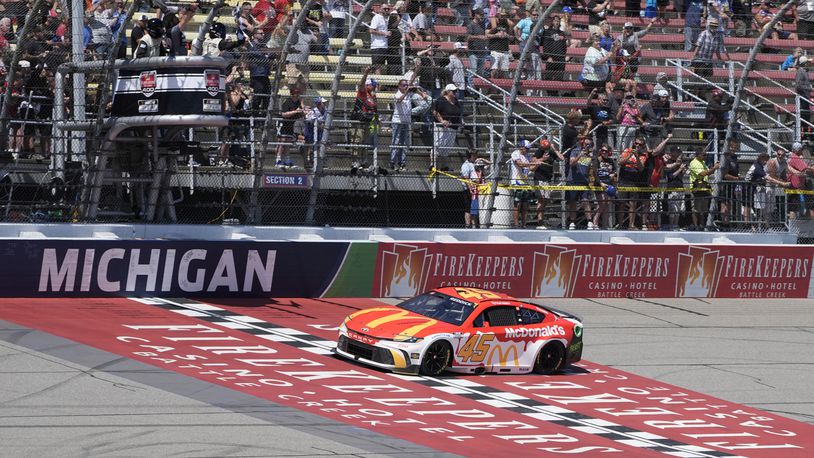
[0,240,377,297]
[373,243,814,299]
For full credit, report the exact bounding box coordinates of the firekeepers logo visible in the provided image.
[531,245,581,298]
[675,246,722,298]
[205,70,220,97]
[378,244,431,297]
[139,70,157,97]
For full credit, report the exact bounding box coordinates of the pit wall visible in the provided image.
[13,240,814,299]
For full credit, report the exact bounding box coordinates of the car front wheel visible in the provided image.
[533,342,566,374]
[419,340,452,376]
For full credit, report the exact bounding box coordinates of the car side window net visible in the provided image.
[485,306,519,327]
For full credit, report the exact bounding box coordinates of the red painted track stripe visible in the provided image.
[204,297,814,458]
[0,298,658,458]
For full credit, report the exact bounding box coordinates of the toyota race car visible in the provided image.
[334,287,583,375]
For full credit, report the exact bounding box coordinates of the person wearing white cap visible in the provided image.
[614,17,656,79]
[639,88,673,149]
[433,84,464,170]
[304,96,327,165]
[653,71,669,94]
[796,55,812,134]
[446,42,467,98]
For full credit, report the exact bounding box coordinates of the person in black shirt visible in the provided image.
[540,15,568,93]
[487,10,513,79]
[130,15,147,58]
[719,139,741,227]
[530,139,564,229]
[586,86,618,149]
[277,88,307,167]
[433,84,464,170]
[467,9,488,81]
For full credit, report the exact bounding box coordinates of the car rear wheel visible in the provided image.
[419,340,452,376]
[533,342,566,374]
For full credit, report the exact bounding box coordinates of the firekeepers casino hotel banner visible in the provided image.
[0,239,812,298]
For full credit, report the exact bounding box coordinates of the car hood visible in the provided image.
[344,305,456,340]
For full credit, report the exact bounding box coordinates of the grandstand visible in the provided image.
[1,0,814,234]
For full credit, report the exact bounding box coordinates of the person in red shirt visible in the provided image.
[787,142,814,219]
[252,0,278,35]
[644,133,673,230]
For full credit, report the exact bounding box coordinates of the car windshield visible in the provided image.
[396,291,476,326]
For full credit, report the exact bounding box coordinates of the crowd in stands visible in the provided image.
[2,0,814,229]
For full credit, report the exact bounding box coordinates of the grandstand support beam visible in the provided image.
[0,0,48,152]
[482,0,560,229]
[723,0,795,156]
[248,0,318,225]
[307,0,377,226]
[191,0,226,56]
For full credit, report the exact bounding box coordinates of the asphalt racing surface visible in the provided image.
[1,297,812,457]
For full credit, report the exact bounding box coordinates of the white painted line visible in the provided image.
[477,398,517,408]
[214,321,253,329]
[491,391,528,401]
[302,347,335,355]
[172,309,210,317]
[583,418,621,427]
[255,334,296,342]
[231,315,267,323]
[629,431,668,440]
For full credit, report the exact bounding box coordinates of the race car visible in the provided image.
[334,287,583,376]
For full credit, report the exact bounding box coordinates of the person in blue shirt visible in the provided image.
[781,47,804,71]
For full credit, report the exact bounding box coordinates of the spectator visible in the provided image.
[640,89,673,149]
[754,0,774,29]
[395,1,415,40]
[412,3,429,39]
[561,110,586,167]
[796,56,812,138]
[286,25,317,93]
[130,15,147,58]
[109,0,128,59]
[707,0,731,31]
[251,0,278,35]
[766,147,792,224]
[409,84,433,146]
[351,66,379,171]
[468,159,488,228]
[238,1,269,41]
[592,143,616,229]
[691,18,730,79]
[643,134,674,230]
[618,136,649,230]
[219,82,251,166]
[327,0,348,38]
[487,9,514,79]
[540,15,568,92]
[390,79,414,171]
[510,139,534,228]
[277,87,307,167]
[385,7,403,74]
[89,1,115,56]
[246,29,273,112]
[305,0,330,55]
[468,9,489,82]
[720,140,741,227]
[586,85,618,148]
[781,47,804,71]
[516,9,542,82]
[304,96,327,165]
[689,148,720,230]
[614,19,655,79]
[743,152,770,227]
[433,84,464,170]
[166,7,196,57]
[530,139,564,229]
[447,42,467,98]
[625,0,640,18]
[664,146,689,230]
[704,88,733,147]
[461,151,477,227]
[585,0,611,36]
[580,36,615,89]
[369,2,392,75]
[616,91,642,151]
[787,142,814,219]
[597,20,613,51]
[797,0,814,41]
[567,138,596,230]
[653,71,670,94]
